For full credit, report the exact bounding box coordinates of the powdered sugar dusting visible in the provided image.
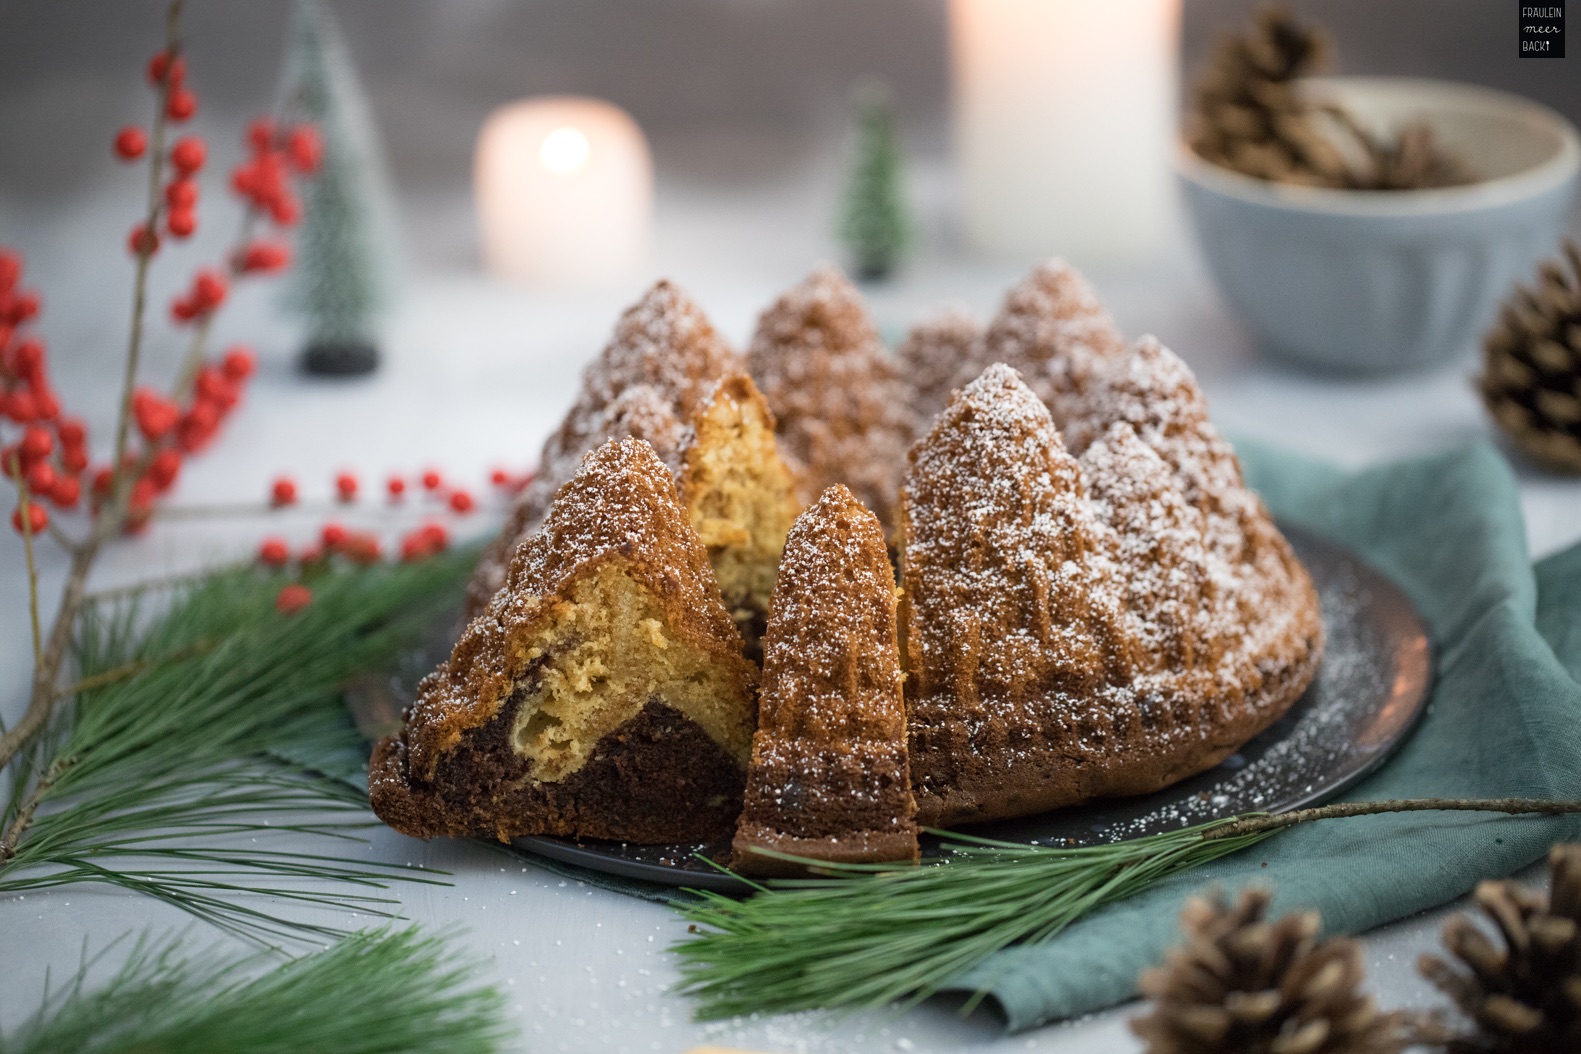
[466,281,742,614]
[974,259,1127,425]
[901,353,1322,823]
[747,266,913,529]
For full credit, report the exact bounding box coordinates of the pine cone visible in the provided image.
[1188,6,1349,187]
[1189,5,1467,191]
[1131,888,1415,1054]
[1418,844,1581,1052]
[1479,241,1581,474]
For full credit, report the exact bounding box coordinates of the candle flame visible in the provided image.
[539,126,591,175]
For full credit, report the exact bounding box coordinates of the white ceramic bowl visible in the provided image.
[1178,77,1580,373]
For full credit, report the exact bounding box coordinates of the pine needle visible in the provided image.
[673,821,1276,1019]
[0,550,475,943]
[0,927,514,1054]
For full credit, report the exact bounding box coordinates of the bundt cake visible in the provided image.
[899,361,1322,826]
[746,266,912,530]
[371,438,759,844]
[378,263,1325,860]
[731,485,918,875]
[466,279,743,617]
[676,374,802,655]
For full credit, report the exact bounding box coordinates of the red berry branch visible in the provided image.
[0,0,322,775]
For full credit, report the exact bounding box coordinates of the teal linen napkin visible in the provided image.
[949,440,1581,1031]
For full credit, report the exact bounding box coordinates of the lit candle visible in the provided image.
[474,96,653,287]
[951,0,1180,264]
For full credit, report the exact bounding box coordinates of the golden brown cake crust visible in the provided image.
[977,259,1127,425]
[900,361,1322,826]
[746,266,912,530]
[465,280,742,617]
[898,307,982,428]
[731,485,918,875]
[371,438,759,843]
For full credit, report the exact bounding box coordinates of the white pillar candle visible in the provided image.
[951,0,1180,264]
[474,97,653,287]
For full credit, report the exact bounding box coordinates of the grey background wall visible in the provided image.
[1,0,1575,201]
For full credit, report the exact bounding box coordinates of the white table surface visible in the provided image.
[2,153,1579,1053]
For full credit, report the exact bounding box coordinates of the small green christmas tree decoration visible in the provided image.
[280,0,399,376]
[837,78,911,282]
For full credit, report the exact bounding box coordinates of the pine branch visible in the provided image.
[674,798,1581,1020]
[0,928,514,1054]
[0,549,476,943]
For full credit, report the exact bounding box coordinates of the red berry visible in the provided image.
[275,583,312,615]
[176,416,215,454]
[148,448,182,491]
[20,425,52,461]
[299,544,325,565]
[7,391,38,423]
[386,475,406,499]
[166,207,196,239]
[132,389,178,441]
[334,472,358,502]
[62,446,89,474]
[165,179,198,209]
[400,520,450,561]
[221,346,256,381]
[194,368,237,410]
[448,490,475,514]
[268,194,301,227]
[10,503,47,535]
[270,476,298,507]
[247,117,278,152]
[51,475,80,509]
[421,470,442,491]
[24,460,55,494]
[344,533,381,565]
[237,241,290,273]
[12,339,44,377]
[320,522,348,549]
[166,88,198,123]
[147,52,172,84]
[57,418,86,448]
[489,468,511,487]
[31,387,60,422]
[169,136,206,175]
[169,296,196,323]
[91,467,114,501]
[128,224,160,257]
[114,126,148,161]
[0,251,20,290]
[258,537,290,567]
[192,269,227,309]
[285,125,323,174]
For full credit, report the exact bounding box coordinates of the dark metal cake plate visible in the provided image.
[509,523,1433,894]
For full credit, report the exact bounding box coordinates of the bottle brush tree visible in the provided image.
[837,78,911,282]
[278,0,398,377]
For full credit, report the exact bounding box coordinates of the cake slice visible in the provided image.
[371,438,759,844]
[746,266,912,530]
[731,485,918,875]
[676,373,802,656]
[465,279,742,617]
